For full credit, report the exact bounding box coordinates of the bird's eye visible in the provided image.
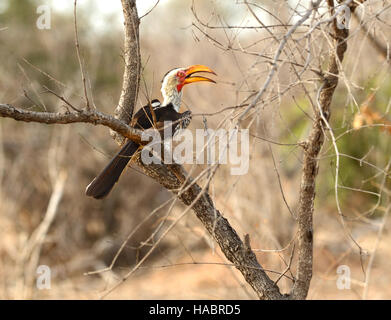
[177,70,185,78]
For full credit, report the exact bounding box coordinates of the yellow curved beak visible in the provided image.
[183,65,217,85]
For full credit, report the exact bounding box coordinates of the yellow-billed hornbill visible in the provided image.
[85,65,216,199]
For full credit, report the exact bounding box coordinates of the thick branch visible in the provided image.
[115,1,283,299]
[112,0,141,144]
[0,102,285,299]
[4,0,372,300]
[291,0,365,300]
[0,104,145,144]
[134,158,286,300]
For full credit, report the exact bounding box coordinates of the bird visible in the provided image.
[85,65,216,199]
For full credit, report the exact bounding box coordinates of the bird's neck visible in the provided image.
[162,89,182,112]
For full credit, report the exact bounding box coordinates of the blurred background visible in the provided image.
[0,0,391,299]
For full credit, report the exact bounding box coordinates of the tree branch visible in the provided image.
[0,103,145,144]
[1,0,374,300]
[112,0,141,144]
[134,159,286,300]
[353,10,390,64]
[0,100,286,299]
[0,0,285,295]
[112,0,285,299]
[291,0,366,300]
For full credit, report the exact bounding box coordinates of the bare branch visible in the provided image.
[291,0,366,300]
[139,0,160,19]
[238,0,323,121]
[353,10,390,64]
[0,103,144,144]
[73,0,91,111]
[113,0,141,144]
[134,159,286,300]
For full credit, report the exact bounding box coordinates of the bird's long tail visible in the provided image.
[85,140,139,199]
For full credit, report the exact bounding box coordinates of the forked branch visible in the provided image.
[291,0,366,300]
